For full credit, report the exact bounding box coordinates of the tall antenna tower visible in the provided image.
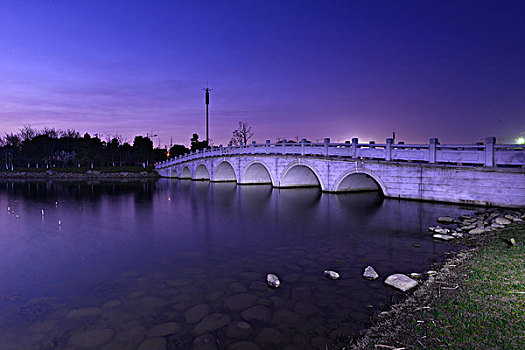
[202,82,213,144]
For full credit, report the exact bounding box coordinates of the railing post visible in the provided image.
[351,138,358,158]
[265,140,270,154]
[484,137,496,167]
[251,141,256,154]
[429,138,438,163]
[386,138,393,161]
[324,138,330,156]
[301,138,306,155]
[282,139,287,155]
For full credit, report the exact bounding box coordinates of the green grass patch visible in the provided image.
[417,225,525,349]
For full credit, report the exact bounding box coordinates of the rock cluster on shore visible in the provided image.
[429,208,525,242]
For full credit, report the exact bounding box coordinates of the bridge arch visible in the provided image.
[213,161,237,182]
[279,162,323,190]
[241,161,274,185]
[334,169,386,195]
[194,164,210,181]
[180,166,191,179]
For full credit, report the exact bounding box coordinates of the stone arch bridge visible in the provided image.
[156,137,525,208]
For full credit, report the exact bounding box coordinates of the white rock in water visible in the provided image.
[491,223,504,228]
[433,234,454,241]
[363,266,379,280]
[469,228,485,234]
[437,216,454,224]
[495,217,511,225]
[409,272,423,280]
[266,274,281,288]
[384,274,418,292]
[323,270,340,280]
[434,228,449,234]
[452,232,464,238]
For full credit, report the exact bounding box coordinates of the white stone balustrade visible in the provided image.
[157,137,525,169]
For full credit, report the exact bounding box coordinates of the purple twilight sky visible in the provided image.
[0,0,524,147]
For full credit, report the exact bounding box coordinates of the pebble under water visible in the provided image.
[0,179,477,349]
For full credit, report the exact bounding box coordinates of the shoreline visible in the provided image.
[0,170,160,180]
[352,209,525,349]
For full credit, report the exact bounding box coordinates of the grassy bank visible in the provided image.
[354,218,524,349]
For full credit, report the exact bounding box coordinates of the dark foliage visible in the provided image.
[0,127,191,169]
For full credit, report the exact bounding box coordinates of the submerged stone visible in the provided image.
[241,305,272,323]
[137,337,166,350]
[67,307,102,320]
[227,321,254,339]
[148,322,181,337]
[185,303,211,324]
[69,328,114,348]
[223,293,258,312]
[193,333,217,350]
[254,327,284,344]
[229,341,261,350]
[193,313,231,336]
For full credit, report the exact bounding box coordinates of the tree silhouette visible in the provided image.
[231,121,254,146]
[190,133,208,152]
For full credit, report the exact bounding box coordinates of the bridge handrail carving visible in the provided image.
[156,137,525,169]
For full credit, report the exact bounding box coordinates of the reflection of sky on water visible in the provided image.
[0,178,478,348]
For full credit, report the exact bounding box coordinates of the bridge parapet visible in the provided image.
[156,137,525,169]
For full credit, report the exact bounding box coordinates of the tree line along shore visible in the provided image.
[0,126,215,171]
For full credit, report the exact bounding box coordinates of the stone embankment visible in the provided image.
[0,170,159,179]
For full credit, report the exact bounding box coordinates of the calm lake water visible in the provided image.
[0,179,476,349]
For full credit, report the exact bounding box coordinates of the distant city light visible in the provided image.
[516,137,525,144]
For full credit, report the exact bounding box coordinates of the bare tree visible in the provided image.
[60,128,81,138]
[19,124,38,141]
[41,127,58,138]
[5,133,21,147]
[231,121,254,146]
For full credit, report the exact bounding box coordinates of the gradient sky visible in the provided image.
[0,1,524,146]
